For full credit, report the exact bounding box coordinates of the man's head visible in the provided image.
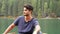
[23,4,33,16]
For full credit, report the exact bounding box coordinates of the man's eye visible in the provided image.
[24,10,27,11]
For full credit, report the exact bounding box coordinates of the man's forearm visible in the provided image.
[3,23,15,34]
[33,25,40,34]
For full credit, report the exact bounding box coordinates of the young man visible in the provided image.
[3,4,41,34]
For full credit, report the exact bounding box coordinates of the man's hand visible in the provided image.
[33,31,37,34]
[3,33,7,34]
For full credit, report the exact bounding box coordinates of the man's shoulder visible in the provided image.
[33,18,38,21]
[18,16,24,18]
[15,16,24,20]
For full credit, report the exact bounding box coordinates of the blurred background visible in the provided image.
[0,0,60,34]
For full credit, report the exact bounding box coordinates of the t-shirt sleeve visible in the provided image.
[33,19,39,27]
[13,16,21,26]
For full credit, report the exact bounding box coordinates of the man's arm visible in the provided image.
[3,23,15,34]
[33,25,40,34]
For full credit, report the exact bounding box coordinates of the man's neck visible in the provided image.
[24,15,33,22]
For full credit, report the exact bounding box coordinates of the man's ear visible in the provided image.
[30,10,32,14]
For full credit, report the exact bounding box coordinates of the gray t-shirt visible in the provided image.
[13,16,39,34]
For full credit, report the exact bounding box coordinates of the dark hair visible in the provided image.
[24,4,33,11]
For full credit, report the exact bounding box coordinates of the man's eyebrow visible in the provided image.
[24,9,27,11]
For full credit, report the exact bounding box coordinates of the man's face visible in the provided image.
[23,7,31,16]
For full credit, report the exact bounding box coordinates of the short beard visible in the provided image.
[24,14,29,16]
